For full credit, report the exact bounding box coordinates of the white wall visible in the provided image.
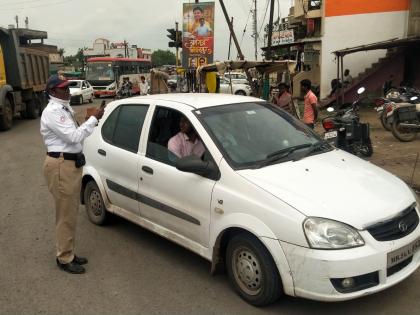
[320,10,409,98]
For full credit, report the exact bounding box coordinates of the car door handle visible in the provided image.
[98,149,106,156]
[142,166,153,174]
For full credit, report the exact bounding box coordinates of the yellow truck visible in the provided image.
[0,27,49,131]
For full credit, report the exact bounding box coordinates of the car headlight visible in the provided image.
[303,217,365,249]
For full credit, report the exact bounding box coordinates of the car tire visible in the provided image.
[84,181,109,225]
[235,90,246,96]
[226,232,282,306]
[0,97,13,131]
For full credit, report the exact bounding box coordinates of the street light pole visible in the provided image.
[175,22,179,67]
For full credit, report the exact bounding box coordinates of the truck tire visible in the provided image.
[0,97,13,131]
[25,98,40,119]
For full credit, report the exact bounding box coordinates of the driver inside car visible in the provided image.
[168,116,205,158]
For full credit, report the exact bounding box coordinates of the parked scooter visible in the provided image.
[322,87,373,157]
[378,87,420,133]
[374,87,420,132]
[389,95,420,142]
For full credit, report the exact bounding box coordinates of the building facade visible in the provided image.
[267,0,416,98]
[83,38,151,60]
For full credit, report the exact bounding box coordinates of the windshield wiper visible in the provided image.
[294,141,332,161]
[259,144,313,167]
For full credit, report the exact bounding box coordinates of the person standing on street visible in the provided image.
[139,76,149,95]
[272,83,297,117]
[40,75,104,274]
[300,79,318,129]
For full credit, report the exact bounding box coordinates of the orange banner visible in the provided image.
[325,0,410,17]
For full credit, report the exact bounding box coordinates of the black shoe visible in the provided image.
[73,255,88,265]
[56,259,85,274]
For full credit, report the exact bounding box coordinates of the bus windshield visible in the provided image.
[86,62,114,81]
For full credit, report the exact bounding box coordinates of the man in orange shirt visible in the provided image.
[301,79,318,129]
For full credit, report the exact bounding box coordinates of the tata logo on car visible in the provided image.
[398,220,409,233]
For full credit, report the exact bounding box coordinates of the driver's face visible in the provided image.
[180,117,191,134]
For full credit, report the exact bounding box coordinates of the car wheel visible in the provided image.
[84,181,109,225]
[226,232,282,306]
[0,97,13,131]
[235,90,246,96]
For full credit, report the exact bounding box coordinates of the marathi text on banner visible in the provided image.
[182,1,215,68]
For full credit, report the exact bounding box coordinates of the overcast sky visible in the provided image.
[0,0,292,60]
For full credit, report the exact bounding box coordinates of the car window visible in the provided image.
[146,106,207,166]
[68,81,81,88]
[82,82,86,88]
[198,102,322,169]
[102,105,149,153]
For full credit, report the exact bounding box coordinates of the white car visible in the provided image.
[219,77,251,96]
[82,94,419,306]
[223,72,249,85]
[69,80,94,105]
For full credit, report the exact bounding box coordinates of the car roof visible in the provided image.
[119,93,263,109]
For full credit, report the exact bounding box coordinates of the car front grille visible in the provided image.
[367,204,419,241]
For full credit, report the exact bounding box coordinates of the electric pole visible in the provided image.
[228,17,233,60]
[175,22,179,67]
[252,0,258,60]
[266,0,275,60]
[219,0,244,60]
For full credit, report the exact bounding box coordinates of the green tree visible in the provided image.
[151,49,176,67]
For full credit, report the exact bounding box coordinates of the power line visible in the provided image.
[257,0,269,39]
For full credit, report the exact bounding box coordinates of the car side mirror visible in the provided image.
[176,155,220,180]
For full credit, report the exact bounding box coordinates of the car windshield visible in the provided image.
[68,81,81,88]
[86,62,115,81]
[197,102,326,169]
[169,75,178,80]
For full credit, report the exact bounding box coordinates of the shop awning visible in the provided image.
[333,36,420,57]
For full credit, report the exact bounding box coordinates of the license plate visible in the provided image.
[387,237,420,268]
[324,131,337,139]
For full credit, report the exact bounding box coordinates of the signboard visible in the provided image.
[182,1,215,68]
[271,30,294,46]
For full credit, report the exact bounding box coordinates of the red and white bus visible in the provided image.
[85,57,152,97]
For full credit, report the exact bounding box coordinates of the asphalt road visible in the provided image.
[0,98,419,315]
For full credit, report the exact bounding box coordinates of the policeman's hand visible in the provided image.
[94,108,105,120]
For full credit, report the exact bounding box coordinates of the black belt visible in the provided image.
[47,152,79,161]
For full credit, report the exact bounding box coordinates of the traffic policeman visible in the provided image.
[40,75,104,274]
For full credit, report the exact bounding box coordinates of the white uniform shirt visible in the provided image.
[139,81,149,95]
[40,95,98,153]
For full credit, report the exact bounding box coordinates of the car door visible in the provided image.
[94,102,150,215]
[137,102,219,247]
[219,78,232,94]
[85,81,93,98]
[81,81,88,100]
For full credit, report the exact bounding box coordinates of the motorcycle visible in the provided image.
[389,95,420,142]
[375,87,420,132]
[116,81,133,99]
[322,87,373,157]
